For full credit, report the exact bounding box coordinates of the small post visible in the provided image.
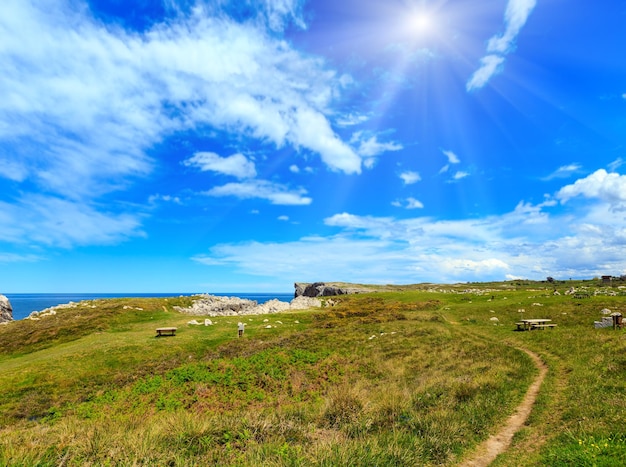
[238,322,245,337]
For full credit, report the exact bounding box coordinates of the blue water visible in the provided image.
[5,293,295,320]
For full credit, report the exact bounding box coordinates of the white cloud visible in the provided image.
[193,170,626,284]
[392,198,424,209]
[0,0,363,200]
[557,169,626,208]
[289,165,300,173]
[487,0,538,54]
[183,152,257,179]
[442,149,460,164]
[466,55,506,91]
[148,194,182,205]
[354,134,403,158]
[205,180,312,205]
[406,198,424,209]
[400,171,421,185]
[278,215,289,221]
[453,171,470,180]
[0,0,371,248]
[466,0,537,91]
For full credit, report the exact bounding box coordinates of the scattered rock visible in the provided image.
[490,317,499,322]
[204,319,213,326]
[187,319,201,325]
[594,317,614,329]
[0,295,13,323]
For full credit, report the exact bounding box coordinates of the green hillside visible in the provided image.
[0,281,624,465]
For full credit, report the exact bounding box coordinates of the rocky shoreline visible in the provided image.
[0,283,373,324]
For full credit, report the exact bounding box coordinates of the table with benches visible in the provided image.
[155,327,177,337]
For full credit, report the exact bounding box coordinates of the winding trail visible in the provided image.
[459,346,548,466]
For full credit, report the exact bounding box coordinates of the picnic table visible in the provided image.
[155,327,177,337]
[515,319,556,331]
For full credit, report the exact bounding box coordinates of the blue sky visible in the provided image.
[1,0,626,293]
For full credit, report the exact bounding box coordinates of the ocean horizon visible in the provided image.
[5,292,295,321]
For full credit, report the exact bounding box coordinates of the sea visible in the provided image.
[5,292,295,321]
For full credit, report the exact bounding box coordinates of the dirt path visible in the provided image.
[459,347,548,467]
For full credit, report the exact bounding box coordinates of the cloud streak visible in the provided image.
[205,180,312,205]
[467,0,537,91]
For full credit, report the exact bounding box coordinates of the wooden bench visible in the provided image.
[530,323,557,330]
[515,322,526,331]
[156,327,177,337]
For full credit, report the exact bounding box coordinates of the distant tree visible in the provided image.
[547,277,554,283]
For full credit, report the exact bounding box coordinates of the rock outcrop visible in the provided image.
[0,294,13,323]
[294,282,374,298]
[174,294,322,317]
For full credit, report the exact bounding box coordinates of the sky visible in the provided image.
[1,0,626,293]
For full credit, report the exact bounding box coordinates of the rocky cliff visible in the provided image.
[0,294,13,323]
[294,282,376,298]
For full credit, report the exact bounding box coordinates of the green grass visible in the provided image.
[0,280,624,465]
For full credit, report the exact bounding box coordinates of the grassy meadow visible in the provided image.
[0,281,624,465]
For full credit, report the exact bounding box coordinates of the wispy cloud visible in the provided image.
[405,197,424,209]
[351,132,404,168]
[442,150,460,165]
[542,163,582,181]
[452,171,470,180]
[487,0,538,54]
[336,112,370,127]
[205,180,312,205]
[392,198,424,209]
[184,152,257,179]
[467,0,537,91]
[0,195,144,248]
[466,55,506,92]
[0,253,43,264]
[440,149,461,174]
[608,158,624,172]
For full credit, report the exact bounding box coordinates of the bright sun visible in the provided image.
[411,13,433,32]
